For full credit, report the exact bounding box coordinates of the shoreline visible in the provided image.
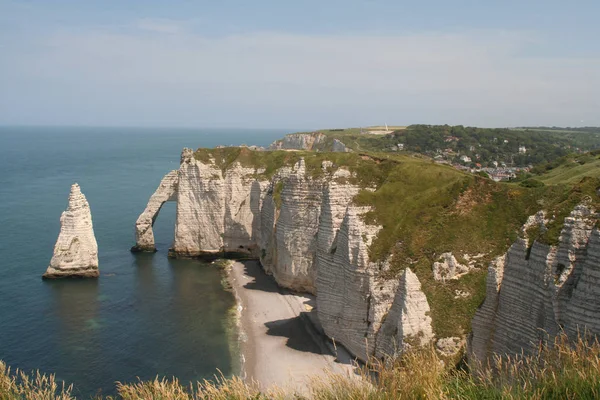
[226,260,355,394]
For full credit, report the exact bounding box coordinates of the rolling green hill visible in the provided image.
[534,151,600,184]
[290,125,600,168]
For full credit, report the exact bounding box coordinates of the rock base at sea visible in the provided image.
[43,268,100,279]
[43,183,99,279]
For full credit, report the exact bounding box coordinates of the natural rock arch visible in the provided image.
[131,170,179,252]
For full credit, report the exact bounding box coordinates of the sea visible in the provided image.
[0,126,289,397]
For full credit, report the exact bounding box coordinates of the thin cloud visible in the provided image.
[1,24,599,127]
[133,18,185,34]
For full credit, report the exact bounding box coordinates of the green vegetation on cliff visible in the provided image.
[291,125,600,167]
[533,151,600,185]
[191,146,600,338]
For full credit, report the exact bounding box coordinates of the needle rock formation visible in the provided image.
[43,183,99,279]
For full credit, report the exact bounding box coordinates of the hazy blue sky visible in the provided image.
[1,0,599,128]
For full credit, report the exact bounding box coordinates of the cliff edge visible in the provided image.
[469,203,600,367]
[133,146,600,362]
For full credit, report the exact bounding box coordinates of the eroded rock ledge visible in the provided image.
[44,183,99,279]
[133,148,433,361]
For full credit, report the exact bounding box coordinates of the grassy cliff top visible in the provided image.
[194,146,433,187]
[192,146,600,338]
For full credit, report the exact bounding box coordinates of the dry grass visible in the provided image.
[450,333,600,399]
[310,347,446,400]
[0,360,74,400]
[114,373,275,400]
[3,333,600,398]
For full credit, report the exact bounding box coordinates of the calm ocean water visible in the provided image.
[0,126,288,397]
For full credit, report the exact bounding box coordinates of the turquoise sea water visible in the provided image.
[0,126,288,397]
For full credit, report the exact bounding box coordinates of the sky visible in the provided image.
[1,0,599,129]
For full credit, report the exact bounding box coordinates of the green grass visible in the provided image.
[193,147,396,186]
[190,146,600,338]
[527,152,600,245]
[536,153,600,185]
[346,160,543,336]
[272,181,283,209]
[191,146,600,338]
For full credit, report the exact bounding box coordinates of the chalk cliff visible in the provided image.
[131,170,178,252]
[44,184,99,279]
[268,132,349,152]
[469,204,600,366]
[315,203,399,360]
[134,147,433,361]
[172,148,268,256]
[375,268,434,359]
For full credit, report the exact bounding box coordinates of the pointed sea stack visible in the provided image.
[43,183,99,279]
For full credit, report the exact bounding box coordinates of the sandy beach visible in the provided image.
[228,260,355,394]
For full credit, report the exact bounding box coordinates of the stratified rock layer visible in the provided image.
[134,147,433,361]
[44,184,99,279]
[269,132,326,150]
[469,205,600,367]
[172,148,268,257]
[268,159,324,292]
[316,204,399,360]
[375,268,434,359]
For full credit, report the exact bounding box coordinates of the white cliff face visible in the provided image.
[565,229,600,338]
[173,148,227,255]
[268,133,349,152]
[132,170,178,252]
[469,205,600,366]
[268,159,324,293]
[172,148,267,256]
[134,147,437,362]
[222,163,267,254]
[315,204,398,361]
[268,133,326,150]
[468,255,505,364]
[332,139,349,152]
[375,268,433,359]
[44,184,99,279]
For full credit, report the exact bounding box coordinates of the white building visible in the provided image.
[519,146,527,154]
[460,155,472,163]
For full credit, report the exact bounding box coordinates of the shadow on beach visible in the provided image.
[235,260,357,368]
[240,260,282,294]
[265,314,328,354]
